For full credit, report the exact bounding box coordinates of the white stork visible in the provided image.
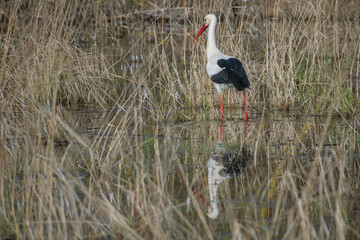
[194,14,250,120]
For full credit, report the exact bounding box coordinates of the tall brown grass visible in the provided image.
[0,0,359,239]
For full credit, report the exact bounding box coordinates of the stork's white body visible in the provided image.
[206,53,234,94]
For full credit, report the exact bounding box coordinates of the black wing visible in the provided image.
[211,58,250,91]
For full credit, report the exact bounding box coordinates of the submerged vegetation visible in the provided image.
[0,0,359,239]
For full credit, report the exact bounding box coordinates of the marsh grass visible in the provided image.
[0,0,360,239]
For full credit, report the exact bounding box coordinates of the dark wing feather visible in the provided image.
[217,58,250,91]
[210,67,231,84]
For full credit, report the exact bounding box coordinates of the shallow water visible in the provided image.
[1,105,359,239]
[64,107,359,239]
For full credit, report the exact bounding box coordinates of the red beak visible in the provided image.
[194,24,208,42]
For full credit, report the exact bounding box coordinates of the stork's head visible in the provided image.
[204,14,216,26]
[194,14,217,42]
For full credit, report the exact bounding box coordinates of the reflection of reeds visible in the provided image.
[0,0,359,239]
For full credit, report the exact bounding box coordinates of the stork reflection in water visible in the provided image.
[207,120,250,219]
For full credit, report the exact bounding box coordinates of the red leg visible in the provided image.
[243,91,249,121]
[219,93,224,115]
[219,117,224,141]
[244,119,248,141]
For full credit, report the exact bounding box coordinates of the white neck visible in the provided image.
[207,18,221,60]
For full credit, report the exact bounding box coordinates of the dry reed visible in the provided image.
[0,0,359,239]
